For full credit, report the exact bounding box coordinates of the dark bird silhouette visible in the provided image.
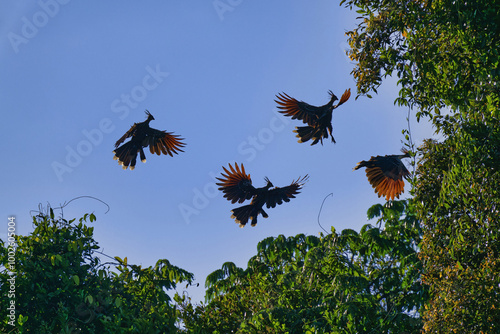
[354,148,411,200]
[216,163,308,227]
[275,88,351,145]
[113,110,185,170]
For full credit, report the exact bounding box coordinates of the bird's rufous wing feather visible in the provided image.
[275,93,322,126]
[336,88,351,106]
[143,127,186,157]
[216,163,256,204]
[358,155,410,200]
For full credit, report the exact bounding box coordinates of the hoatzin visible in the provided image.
[275,88,351,145]
[216,163,308,227]
[354,148,411,200]
[113,110,185,170]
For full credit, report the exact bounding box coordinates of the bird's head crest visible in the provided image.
[145,110,155,121]
[264,177,274,188]
[328,90,338,102]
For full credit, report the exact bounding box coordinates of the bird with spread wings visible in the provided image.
[216,163,308,227]
[113,110,185,170]
[275,88,351,145]
[354,148,411,200]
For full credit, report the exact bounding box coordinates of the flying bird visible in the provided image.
[354,149,411,200]
[216,163,308,227]
[113,110,185,170]
[275,88,351,145]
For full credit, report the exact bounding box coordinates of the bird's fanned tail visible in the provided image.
[113,141,141,170]
[230,205,268,228]
[294,126,335,145]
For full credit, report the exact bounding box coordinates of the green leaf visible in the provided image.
[86,295,93,304]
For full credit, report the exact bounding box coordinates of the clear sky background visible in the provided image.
[1,1,436,304]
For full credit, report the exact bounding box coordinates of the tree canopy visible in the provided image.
[342,0,500,331]
[179,200,426,333]
[0,210,193,333]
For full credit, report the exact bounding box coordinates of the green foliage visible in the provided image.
[341,0,500,331]
[416,133,500,333]
[0,212,193,333]
[180,200,426,333]
[341,0,500,130]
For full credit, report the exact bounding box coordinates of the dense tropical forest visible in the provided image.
[2,0,499,332]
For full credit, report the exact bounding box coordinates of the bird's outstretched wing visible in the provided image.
[275,93,323,126]
[354,155,410,200]
[114,123,137,148]
[335,88,351,107]
[143,128,186,156]
[216,163,255,204]
[265,175,309,208]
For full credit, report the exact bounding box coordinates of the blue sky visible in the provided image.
[1,1,435,304]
